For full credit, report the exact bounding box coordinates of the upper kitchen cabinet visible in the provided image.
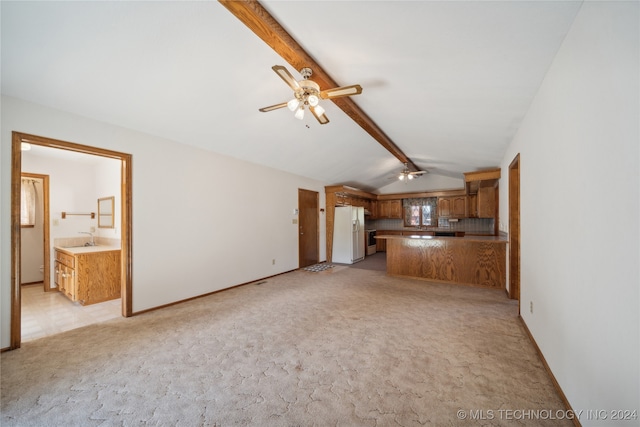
[468,194,478,218]
[464,168,501,195]
[437,196,467,218]
[464,168,500,219]
[377,200,403,219]
[476,187,496,218]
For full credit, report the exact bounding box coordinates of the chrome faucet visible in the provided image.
[79,231,95,246]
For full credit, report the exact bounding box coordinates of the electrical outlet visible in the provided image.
[530,301,533,314]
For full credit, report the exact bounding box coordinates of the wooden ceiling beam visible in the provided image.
[219,0,419,172]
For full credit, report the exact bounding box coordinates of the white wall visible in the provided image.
[1,96,328,348]
[499,2,639,424]
[94,157,122,241]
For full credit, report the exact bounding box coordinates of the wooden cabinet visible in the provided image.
[376,230,403,252]
[334,193,371,210]
[54,248,121,305]
[464,168,500,221]
[55,251,76,300]
[438,196,467,218]
[369,200,378,218]
[465,187,496,219]
[377,200,403,219]
[477,187,496,218]
[467,194,478,218]
[438,197,451,217]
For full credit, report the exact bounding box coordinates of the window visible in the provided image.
[403,198,437,227]
[21,178,37,227]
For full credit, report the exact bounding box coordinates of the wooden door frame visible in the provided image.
[508,154,521,304]
[20,172,50,291]
[297,188,319,268]
[10,132,133,350]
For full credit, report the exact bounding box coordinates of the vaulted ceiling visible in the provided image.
[1,1,582,193]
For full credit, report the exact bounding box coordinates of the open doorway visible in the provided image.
[10,132,133,350]
[20,173,49,291]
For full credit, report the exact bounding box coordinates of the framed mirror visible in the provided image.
[98,196,115,228]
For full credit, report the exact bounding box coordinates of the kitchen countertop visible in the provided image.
[376,234,508,243]
[376,227,494,234]
[54,245,121,255]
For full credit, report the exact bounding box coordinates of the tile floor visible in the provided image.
[21,283,122,343]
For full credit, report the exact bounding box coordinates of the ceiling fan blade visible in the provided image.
[310,106,329,125]
[409,170,428,175]
[272,65,300,91]
[259,102,288,112]
[320,84,363,99]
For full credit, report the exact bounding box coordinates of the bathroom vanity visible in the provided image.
[54,246,121,305]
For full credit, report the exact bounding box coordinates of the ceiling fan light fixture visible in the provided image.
[287,98,300,111]
[307,94,319,107]
[259,65,362,125]
[398,174,405,181]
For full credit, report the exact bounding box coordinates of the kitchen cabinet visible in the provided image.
[377,200,403,219]
[477,187,496,218]
[369,200,377,218]
[376,230,403,251]
[466,188,496,218]
[438,196,467,218]
[467,194,478,218]
[464,168,500,221]
[382,234,507,289]
[54,248,121,305]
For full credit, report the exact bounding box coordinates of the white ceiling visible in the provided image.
[1,1,582,193]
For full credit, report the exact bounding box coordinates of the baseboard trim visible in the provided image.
[519,315,581,427]
[21,281,44,286]
[131,269,297,317]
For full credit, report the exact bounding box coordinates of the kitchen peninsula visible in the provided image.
[377,233,508,289]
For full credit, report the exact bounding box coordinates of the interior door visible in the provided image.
[298,189,319,268]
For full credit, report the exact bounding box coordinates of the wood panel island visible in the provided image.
[376,234,508,289]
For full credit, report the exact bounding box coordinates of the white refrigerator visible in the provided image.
[332,206,365,264]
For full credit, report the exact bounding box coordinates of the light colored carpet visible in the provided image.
[1,267,571,426]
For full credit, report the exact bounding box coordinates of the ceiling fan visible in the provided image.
[259,65,362,125]
[396,162,427,181]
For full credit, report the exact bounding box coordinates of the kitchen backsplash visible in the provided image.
[368,218,495,234]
